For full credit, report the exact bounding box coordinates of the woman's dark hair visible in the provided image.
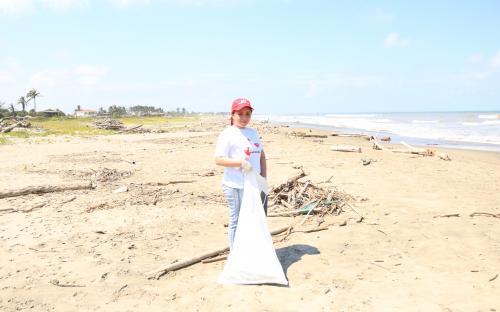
[230,113,234,125]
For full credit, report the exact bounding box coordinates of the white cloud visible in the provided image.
[0,70,14,83]
[31,68,70,88]
[301,74,385,97]
[467,53,482,64]
[490,50,500,67]
[107,0,151,9]
[40,0,88,10]
[30,64,109,88]
[0,0,86,15]
[384,32,409,48]
[0,0,241,14]
[0,0,34,15]
[373,8,393,23]
[75,64,109,85]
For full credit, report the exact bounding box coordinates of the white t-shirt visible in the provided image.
[215,126,263,189]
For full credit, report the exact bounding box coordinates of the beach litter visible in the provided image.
[0,117,31,133]
[266,169,355,221]
[92,118,125,130]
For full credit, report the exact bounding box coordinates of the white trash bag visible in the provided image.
[217,171,288,285]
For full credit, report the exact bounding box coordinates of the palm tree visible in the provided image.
[18,96,28,112]
[27,89,41,112]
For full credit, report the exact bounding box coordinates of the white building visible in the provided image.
[74,108,97,117]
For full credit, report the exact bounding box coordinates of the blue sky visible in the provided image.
[1,0,499,114]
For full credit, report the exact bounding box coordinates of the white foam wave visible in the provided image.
[482,120,500,125]
[375,119,391,123]
[412,120,439,124]
[478,114,498,119]
[325,114,377,118]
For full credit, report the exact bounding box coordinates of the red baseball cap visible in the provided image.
[231,98,253,112]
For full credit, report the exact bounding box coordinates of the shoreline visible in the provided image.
[260,120,500,153]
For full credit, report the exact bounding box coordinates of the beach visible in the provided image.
[1,116,499,311]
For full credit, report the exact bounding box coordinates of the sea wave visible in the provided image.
[325,114,377,118]
[478,114,498,119]
[412,120,439,124]
[482,120,500,125]
[257,113,500,147]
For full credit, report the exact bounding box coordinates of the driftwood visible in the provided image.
[1,122,22,133]
[146,225,291,279]
[92,118,125,130]
[331,145,361,153]
[433,213,460,218]
[267,170,353,226]
[201,255,228,264]
[50,279,85,288]
[0,182,95,199]
[302,134,328,138]
[120,124,143,132]
[143,180,195,186]
[0,117,31,133]
[469,212,500,219]
[370,138,451,161]
[370,138,386,150]
[331,133,371,140]
[267,207,323,217]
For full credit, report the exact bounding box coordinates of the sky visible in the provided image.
[0,0,499,114]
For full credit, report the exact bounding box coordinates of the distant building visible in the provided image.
[39,109,64,117]
[74,105,97,118]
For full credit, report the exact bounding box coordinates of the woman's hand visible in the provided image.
[240,159,253,173]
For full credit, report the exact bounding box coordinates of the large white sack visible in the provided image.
[217,171,288,285]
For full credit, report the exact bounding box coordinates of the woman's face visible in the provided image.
[232,107,252,128]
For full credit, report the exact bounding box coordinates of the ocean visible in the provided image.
[254,111,500,152]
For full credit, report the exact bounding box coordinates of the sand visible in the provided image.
[0,117,499,311]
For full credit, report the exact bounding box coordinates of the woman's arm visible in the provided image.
[215,157,244,168]
[260,150,267,178]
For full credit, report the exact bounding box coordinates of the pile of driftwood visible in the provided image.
[0,117,31,133]
[92,118,125,130]
[92,118,164,133]
[92,168,132,183]
[370,138,451,161]
[267,169,354,220]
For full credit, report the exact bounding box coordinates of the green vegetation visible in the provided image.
[119,116,198,125]
[1,116,199,139]
[0,136,9,145]
[30,117,113,136]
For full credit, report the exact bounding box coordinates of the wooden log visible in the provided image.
[390,148,433,156]
[145,225,292,279]
[331,145,361,153]
[302,134,328,138]
[1,122,22,133]
[370,138,385,150]
[201,255,228,264]
[333,133,371,139]
[120,124,144,132]
[0,182,94,199]
[267,207,322,217]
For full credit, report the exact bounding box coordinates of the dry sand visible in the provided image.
[0,117,499,311]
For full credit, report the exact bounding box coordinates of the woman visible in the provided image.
[214,98,267,250]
